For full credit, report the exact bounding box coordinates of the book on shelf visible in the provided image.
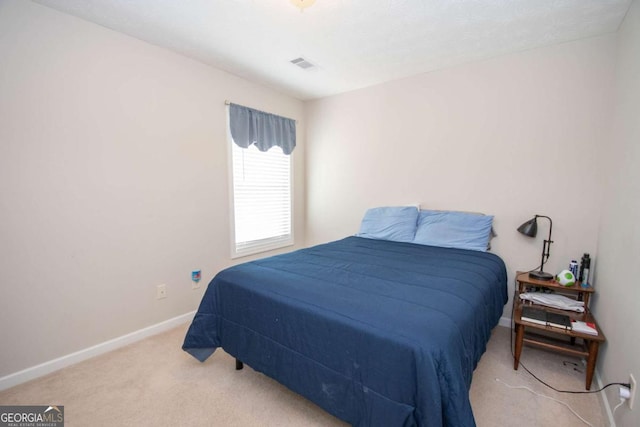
[521,306,572,330]
[571,320,598,336]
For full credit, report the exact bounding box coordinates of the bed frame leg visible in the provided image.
[235,359,243,370]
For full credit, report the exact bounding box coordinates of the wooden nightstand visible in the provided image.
[513,272,606,390]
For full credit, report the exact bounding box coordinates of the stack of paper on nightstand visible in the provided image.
[519,292,585,312]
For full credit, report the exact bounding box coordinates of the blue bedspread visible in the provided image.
[183,237,507,426]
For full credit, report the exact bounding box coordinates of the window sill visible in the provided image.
[231,239,294,259]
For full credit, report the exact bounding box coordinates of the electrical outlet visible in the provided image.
[629,374,636,410]
[192,280,201,290]
[156,284,167,299]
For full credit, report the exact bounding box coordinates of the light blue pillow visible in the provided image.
[357,206,419,243]
[413,210,494,252]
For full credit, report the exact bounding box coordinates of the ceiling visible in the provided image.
[33,0,632,100]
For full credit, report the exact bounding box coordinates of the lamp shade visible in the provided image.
[517,217,538,237]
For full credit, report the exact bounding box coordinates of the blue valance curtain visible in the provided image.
[229,103,296,155]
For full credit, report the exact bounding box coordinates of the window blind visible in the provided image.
[231,142,292,256]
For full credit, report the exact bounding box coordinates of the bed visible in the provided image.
[183,236,507,426]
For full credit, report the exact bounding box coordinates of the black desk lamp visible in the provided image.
[518,215,554,281]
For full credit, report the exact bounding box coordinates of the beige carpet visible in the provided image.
[0,325,606,426]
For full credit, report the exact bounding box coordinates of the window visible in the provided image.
[230,143,292,257]
[227,103,295,258]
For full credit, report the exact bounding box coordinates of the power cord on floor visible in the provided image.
[495,378,595,427]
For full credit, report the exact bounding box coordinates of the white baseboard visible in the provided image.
[498,316,512,328]
[0,311,195,392]
[596,370,616,427]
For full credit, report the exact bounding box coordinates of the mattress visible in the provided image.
[183,236,507,426]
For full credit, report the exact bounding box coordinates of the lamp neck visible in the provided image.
[535,215,553,241]
[535,215,553,272]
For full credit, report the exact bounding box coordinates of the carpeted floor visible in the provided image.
[0,325,606,426]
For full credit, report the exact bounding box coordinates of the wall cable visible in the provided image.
[495,378,595,427]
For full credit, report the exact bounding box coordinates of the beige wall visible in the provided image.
[595,0,640,425]
[0,1,305,377]
[306,35,616,318]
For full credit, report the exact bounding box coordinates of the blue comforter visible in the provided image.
[183,237,507,426]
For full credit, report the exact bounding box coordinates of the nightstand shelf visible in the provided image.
[513,272,605,390]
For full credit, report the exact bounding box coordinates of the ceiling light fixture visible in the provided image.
[290,0,316,12]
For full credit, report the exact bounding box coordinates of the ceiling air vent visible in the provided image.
[290,57,314,69]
